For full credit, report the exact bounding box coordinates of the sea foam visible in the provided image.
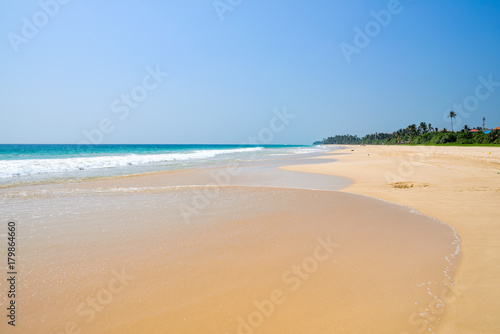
[0,147,264,179]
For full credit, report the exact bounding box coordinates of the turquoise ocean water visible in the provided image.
[0,144,329,186]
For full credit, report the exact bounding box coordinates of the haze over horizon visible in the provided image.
[1,0,500,145]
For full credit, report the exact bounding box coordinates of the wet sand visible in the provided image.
[283,145,500,333]
[0,153,461,333]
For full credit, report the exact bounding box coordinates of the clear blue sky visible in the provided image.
[1,0,499,144]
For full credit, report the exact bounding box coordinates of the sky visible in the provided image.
[1,0,499,145]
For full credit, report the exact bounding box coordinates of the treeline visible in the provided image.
[314,122,500,145]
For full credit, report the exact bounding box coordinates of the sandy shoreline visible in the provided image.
[1,149,466,334]
[282,145,500,333]
[2,185,459,334]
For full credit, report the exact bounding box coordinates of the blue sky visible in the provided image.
[1,0,499,144]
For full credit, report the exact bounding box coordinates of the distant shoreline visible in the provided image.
[315,122,500,146]
[327,143,500,147]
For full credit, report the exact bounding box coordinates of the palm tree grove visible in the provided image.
[315,116,500,146]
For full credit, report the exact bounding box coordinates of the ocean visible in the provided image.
[0,144,330,186]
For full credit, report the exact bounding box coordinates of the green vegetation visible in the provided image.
[314,123,500,146]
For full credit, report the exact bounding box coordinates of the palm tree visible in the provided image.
[407,124,417,138]
[448,111,457,132]
[428,123,434,132]
[463,125,471,133]
[418,122,428,134]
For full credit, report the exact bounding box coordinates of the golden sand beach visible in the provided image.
[2,184,459,334]
[283,145,500,333]
[4,145,497,333]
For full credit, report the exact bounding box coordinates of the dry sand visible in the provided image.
[282,145,500,334]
